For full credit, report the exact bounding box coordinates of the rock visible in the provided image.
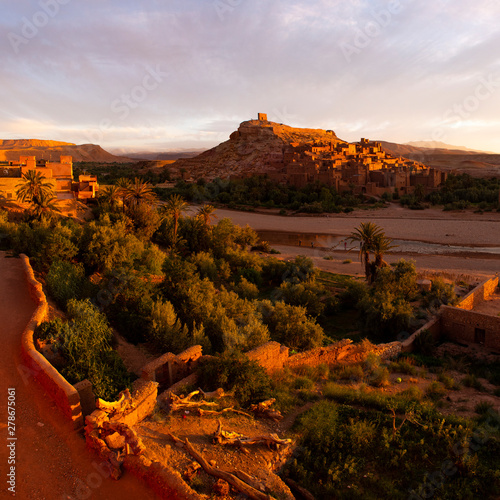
[105,432,126,450]
[213,479,230,496]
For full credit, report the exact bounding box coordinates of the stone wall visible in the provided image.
[141,346,203,390]
[457,277,499,311]
[19,254,84,429]
[440,306,500,351]
[401,316,442,353]
[246,341,289,373]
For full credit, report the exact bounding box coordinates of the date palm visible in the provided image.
[16,170,54,204]
[196,204,217,226]
[30,191,61,221]
[348,222,392,283]
[162,194,187,239]
[99,185,122,211]
[123,177,156,209]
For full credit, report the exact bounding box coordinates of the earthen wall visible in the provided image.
[19,254,84,429]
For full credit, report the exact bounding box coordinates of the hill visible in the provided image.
[406,140,496,154]
[0,139,132,163]
[380,140,500,177]
[171,117,347,179]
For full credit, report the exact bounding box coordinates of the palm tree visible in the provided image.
[196,204,217,226]
[123,178,156,209]
[115,177,132,211]
[372,232,396,276]
[16,170,54,204]
[162,194,187,240]
[99,185,122,211]
[30,191,61,221]
[348,222,385,282]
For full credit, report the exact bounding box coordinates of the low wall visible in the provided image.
[141,346,203,390]
[19,254,84,429]
[441,306,500,351]
[246,341,289,373]
[401,316,442,353]
[457,277,499,311]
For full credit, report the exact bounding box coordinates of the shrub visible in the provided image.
[342,259,352,264]
[389,357,418,376]
[197,351,271,407]
[46,260,86,310]
[425,381,447,401]
[399,386,424,402]
[462,374,484,391]
[475,401,494,415]
[423,277,458,308]
[234,277,259,300]
[438,372,460,390]
[35,317,70,343]
[369,366,390,387]
[260,300,324,351]
[294,376,314,390]
[58,299,133,400]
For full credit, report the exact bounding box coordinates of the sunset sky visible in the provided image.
[1,0,500,153]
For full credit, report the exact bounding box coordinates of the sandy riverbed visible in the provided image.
[205,204,500,279]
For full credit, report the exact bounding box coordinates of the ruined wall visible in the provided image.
[457,277,499,311]
[141,346,203,389]
[401,316,442,353]
[19,254,83,429]
[440,306,500,351]
[246,341,289,373]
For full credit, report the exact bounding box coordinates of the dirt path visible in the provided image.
[0,253,159,500]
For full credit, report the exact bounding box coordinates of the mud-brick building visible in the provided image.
[0,155,98,201]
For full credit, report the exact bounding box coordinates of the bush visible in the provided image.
[35,318,70,343]
[462,374,484,391]
[389,357,418,376]
[423,277,457,308]
[425,381,447,401]
[59,299,133,400]
[197,351,271,407]
[475,401,494,415]
[46,260,86,310]
[260,300,324,351]
[438,372,460,390]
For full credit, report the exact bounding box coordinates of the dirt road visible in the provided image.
[0,253,158,500]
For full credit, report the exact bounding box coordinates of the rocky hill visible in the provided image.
[0,139,132,163]
[172,118,347,179]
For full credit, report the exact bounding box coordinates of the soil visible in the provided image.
[0,252,159,500]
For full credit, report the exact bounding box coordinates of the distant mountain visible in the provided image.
[0,139,132,163]
[379,140,500,178]
[122,150,205,161]
[405,141,496,154]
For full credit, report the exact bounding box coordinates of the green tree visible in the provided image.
[15,170,54,204]
[162,194,188,241]
[124,177,156,209]
[196,204,217,226]
[348,222,394,283]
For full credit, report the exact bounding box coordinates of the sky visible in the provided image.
[1,0,500,154]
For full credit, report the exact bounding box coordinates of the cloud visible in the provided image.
[0,0,499,152]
